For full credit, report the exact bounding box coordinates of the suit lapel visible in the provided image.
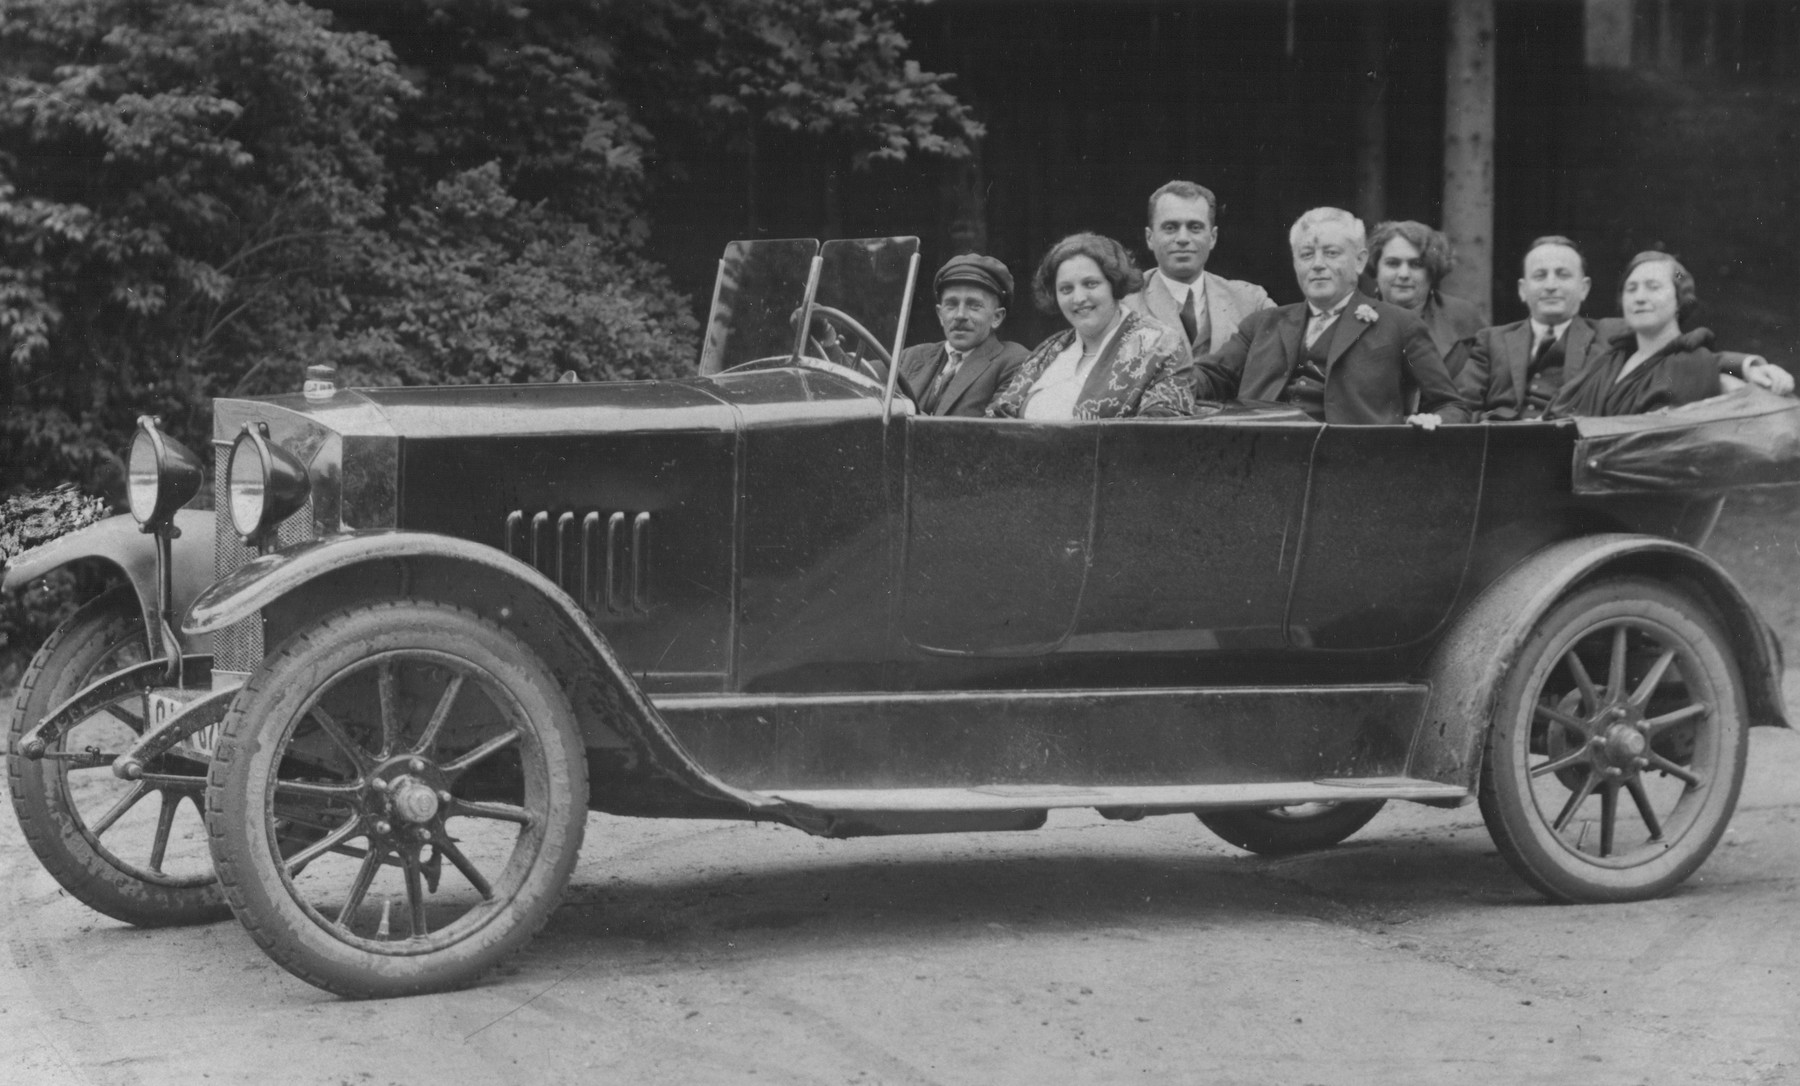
[1143,272,1188,350]
[1277,304,1307,375]
[1505,321,1534,406]
[938,335,1000,413]
[1565,318,1597,377]
[901,343,946,404]
[1203,271,1233,353]
[1323,293,1373,370]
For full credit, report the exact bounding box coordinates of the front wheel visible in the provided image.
[206,599,587,998]
[1478,578,1748,904]
[1197,800,1386,856]
[7,587,226,926]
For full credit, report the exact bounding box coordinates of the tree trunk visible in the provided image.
[744,127,759,235]
[1442,0,1494,320]
[1354,3,1389,226]
[823,152,843,241]
[1583,0,1633,69]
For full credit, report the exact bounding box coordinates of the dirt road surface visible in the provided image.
[2,491,1798,1086]
[4,732,1796,1085]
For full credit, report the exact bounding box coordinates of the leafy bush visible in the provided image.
[0,0,975,669]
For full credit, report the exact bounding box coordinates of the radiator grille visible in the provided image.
[211,444,314,672]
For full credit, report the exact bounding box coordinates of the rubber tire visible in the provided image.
[7,587,229,926]
[206,598,586,999]
[1197,800,1386,856]
[1477,577,1748,904]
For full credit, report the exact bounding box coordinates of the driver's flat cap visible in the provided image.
[934,253,1013,305]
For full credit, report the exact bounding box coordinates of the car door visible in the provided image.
[1285,424,1489,650]
[900,417,1099,655]
[1070,416,1319,655]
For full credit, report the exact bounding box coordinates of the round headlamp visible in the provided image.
[227,424,310,541]
[125,416,204,531]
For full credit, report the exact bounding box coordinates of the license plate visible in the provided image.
[147,690,218,760]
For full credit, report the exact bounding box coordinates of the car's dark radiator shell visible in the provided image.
[211,444,314,673]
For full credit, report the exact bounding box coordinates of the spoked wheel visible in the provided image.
[6,587,226,925]
[1478,578,1748,904]
[206,599,586,999]
[1197,800,1386,856]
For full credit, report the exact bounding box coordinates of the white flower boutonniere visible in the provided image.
[1355,304,1380,324]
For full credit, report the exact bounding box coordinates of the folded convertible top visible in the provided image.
[1573,387,1800,495]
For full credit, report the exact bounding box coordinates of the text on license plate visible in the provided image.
[148,691,218,759]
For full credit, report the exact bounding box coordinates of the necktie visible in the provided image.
[1179,288,1199,345]
[1532,329,1557,369]
[925,349,964,412]
[1304,308,1337,349]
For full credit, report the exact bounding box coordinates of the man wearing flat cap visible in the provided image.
[897,253,1029,416]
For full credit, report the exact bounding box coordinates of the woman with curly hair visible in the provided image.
[1366,220,1486,378]
[987,233,1193,419]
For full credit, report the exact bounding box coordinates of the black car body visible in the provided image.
[6,236,1792,998]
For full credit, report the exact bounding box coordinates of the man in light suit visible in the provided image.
[1193,207,1469,425]
[1122,180,1273,358]
[1457,235,1789,419]
[895,254,1029,417]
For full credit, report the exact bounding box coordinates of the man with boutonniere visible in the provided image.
[1192,207,1472,426]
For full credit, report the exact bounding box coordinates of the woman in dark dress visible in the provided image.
[1366,220,1486,379]
[1546,251,1786,418]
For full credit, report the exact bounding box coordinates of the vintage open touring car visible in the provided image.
[5,236,1795,999]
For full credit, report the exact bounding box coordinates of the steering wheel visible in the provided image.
[807,305,892,367]
[795,306,892,387]
[717,306,894,384]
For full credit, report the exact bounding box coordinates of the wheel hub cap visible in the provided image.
[389,776,440,824]
[1599,720,1648,771]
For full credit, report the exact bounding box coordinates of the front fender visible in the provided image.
[185,531,790,821]
[3,509,214,651]
[1409,533,1790,794]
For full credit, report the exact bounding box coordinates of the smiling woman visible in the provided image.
[1546,251,1785,417]
[986,233,1194,420]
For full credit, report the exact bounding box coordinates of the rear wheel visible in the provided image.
[1478,578,1748,903]
[6,587,225,926]
[206,599,587,999]
[1197,800,1386,856]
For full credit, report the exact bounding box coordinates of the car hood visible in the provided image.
[221,369,882,441]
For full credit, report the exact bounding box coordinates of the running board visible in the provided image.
[660,684,1437,793]
[770,777,1469,813]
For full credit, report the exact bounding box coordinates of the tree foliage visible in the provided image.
[608,0,983,168]
[0,0,410,488]
[0,0,976,495]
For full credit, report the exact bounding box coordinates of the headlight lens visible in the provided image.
[227,425,310,541]
[124,416,204,530]
[126,427,161,524]
[228,431,268,537]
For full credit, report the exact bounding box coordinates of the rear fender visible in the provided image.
[184,532,785,821]
[1410,533,1789,795]
[1,509,215,653]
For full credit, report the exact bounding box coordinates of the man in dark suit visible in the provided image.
[1458,235,1790,419]
[1193,208,1470,424]
[896,254,1029,417]
[1455,235,1604,420]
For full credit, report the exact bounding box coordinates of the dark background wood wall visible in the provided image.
[649,0,1800,361]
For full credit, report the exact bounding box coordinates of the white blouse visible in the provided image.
[1021,313,1126,420]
